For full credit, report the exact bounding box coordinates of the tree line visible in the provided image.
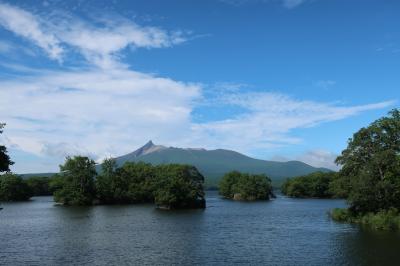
[281,171,347,199]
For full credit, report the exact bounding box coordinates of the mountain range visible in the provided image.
[22,141,331,188]
[106,141,331,187]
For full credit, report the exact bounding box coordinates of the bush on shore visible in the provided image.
[331,208,400,231]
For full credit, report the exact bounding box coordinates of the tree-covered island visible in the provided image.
[219,171,274,200]
[51,156,206,209]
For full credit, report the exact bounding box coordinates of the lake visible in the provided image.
[1,191,400,265]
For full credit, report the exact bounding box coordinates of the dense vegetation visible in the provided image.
[331,109,400,230]
[0,124,32,201]
[219,171,274,200]
[52,156,205,209]
[0,173,32,201]
[53,156,97,205]
[0,123,13,173]
[281,172,345,198]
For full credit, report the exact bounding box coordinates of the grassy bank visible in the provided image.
[331,208,400,231]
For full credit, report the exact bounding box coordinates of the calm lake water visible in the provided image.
[1,191,400,266]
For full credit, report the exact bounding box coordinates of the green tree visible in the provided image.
[219,171,273,200]
[219,171,241,198]
[53,156,96,205]
[0,123,14,173]
[96,158,118,203]
[281,172,338,198]
[153,164,205,209]
[26,176,52,196]
[0,173,32,201]
[235,173,273,200]
[335,109,400,213]
[96,161,156,204]
[125,162,156,202]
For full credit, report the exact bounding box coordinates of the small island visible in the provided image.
[219,171,274,201]
[49,156,206,209]
[281,171,345,199]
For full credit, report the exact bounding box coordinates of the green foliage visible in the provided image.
[96,160,156,204]
[95,158,119,203]
[219,171,273,200]
[48,174,63,193]
[95,161,205,209]
[330,208,352,222]
[281,172,340,198]
[0,173,32,201]
[153,164,205,209]
[331,208,400,231]
[26,176,53,196]
[53,156,96,205]
[335,109,400,213]
[0,123,14,173]
[219,171,241,198]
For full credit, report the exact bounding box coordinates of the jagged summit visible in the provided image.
[123,140,166,159]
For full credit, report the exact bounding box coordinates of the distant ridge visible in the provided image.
[111,141,331,187]
[22,141,332,188]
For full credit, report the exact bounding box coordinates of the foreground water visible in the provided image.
[1,191,400,266]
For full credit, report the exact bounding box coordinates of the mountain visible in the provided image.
[109,141,331,187]
[22,141,331,188]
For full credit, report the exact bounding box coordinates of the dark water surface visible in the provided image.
[1,191,400,265]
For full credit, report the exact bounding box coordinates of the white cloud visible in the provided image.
[296,150,340,170]
[270,150,340,170]
[0,3,188,68]
[189,92,394,151]
[1,68,392,172]
[51,15,187,68]
[0,3,63,60]
[0,67,201,161]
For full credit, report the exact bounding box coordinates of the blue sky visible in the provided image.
[0,0,399,173]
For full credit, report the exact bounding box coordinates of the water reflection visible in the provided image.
[1,193,400,265]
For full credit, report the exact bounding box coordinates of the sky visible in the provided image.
[0,0,399,173]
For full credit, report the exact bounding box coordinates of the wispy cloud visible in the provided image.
[296,149,340,170]
[0,40,12,53]
[270,149,340,170]
[190,92,395,152]
[282,0,306,9]
[0,3,188,68]
[314,80,336,90]
[0,3,63,60]
[0,67,201,160]
[219,0,309,9]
